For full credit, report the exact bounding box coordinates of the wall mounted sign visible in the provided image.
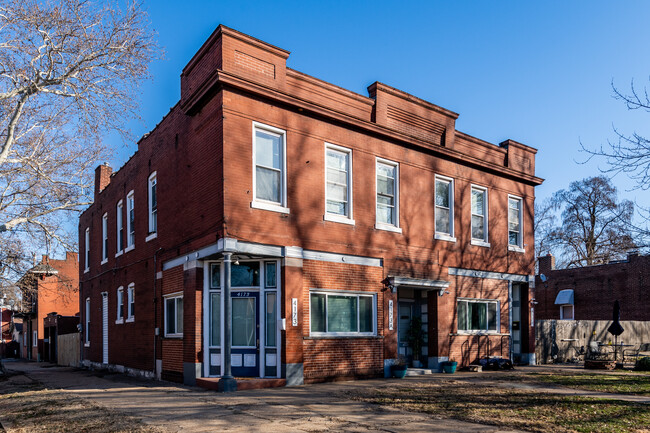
[292,298,298,326]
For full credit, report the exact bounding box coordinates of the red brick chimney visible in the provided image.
[95,163,113,200]
[538,253,555,276]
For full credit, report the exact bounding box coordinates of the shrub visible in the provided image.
[635,356,650,371]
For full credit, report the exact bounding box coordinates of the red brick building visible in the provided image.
[535,252,650,321]
[79,26,542,386]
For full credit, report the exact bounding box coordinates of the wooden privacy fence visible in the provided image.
[535,320,650,364]
[57,333,80,367]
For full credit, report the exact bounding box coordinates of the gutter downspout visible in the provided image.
[153,248,162,379]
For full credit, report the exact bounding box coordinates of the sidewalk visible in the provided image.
[2,360,524,433]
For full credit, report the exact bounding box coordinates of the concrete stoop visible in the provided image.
[405,368,433,376]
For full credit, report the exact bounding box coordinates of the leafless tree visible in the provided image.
[534,197,558,261]
[547,176,636,268]
[0,0,159,284]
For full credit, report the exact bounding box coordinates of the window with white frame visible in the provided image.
[85,297,90,345]
[435,176,454,239]
[148,172,157,236]
[126,191,135,249]
[84,227,90,272]
[116,200,124,254]
[560,305,574,320]
[508,196,523,250]
[471,186,489,244]
[127,283,135,321]
[310,290,375,336]
[164,294,183,337]
[457,299,499,332]
[116,287,124,323]
[101,213,108,263]
[376,159,400,231]
[325,144,353,223]
[252,123,287,212]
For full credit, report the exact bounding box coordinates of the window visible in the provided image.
[457,299,499,333]
[33,330,37,347]
[508,195,524,251]
[376,159,401,232]
[147,172,157,240]
[127,283,135,321]
[310,291,375,336]
[85,298,90,345]
[325,144,354,224]
[560,305,574,320]
[116,287,124,323]
[471,186,489,246]
[116,200,124,255]
[435,176,455,241]
[84,228,90,272]
[252,123,288,213]
[126,191,135,250]
[101,213,108,263]
[164,294,183,337]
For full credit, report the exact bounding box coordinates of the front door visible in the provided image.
[398,301,413,357]
[231,291,259,377]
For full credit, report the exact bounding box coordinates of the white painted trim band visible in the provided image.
[448,267,532,283]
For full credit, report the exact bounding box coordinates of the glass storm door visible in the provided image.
[398,302,413,357]
[231,291,259,377]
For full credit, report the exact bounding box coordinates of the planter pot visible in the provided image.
[412,360,422,368]
[391,365,408,378]
[442,361,458,374]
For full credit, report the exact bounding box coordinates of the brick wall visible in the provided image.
[303,338,383,382]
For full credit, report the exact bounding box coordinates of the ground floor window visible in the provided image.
[457,299,498,332]
[310,290,375,336]
[164,294,183,337]
[560,304,574,320]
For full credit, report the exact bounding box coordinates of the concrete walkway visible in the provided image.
[1,360,525,433]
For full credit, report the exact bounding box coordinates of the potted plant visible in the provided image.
[442,359,458,374]
[406,317,426,368]
[390,356,408,378]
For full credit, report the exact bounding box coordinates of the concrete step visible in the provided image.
[405,368,433,376]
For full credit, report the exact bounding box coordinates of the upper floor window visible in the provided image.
[457,298,498,333]
[126,190,135,250]
[84,227,90,273]
[116,200,124,255]
[101,213,108,263]
[148,172,157,238]
[127,283,135,321]
[252,122,288,213]
[434,176,455,241]
[376,159,401,233]
[116,287,124,323]
[508,195,524,251]
[471,186,489,246]
[324,144,354,225]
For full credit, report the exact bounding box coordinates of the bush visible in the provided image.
[635,356,650,371]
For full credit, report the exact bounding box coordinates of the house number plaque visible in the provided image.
[388,300,394,331]
[291,298,298,326]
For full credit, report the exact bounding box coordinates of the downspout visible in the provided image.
[508,280,513,361]
[153,248,162,379]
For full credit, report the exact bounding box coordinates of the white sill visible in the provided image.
[101,258,108,265]
[471,239,491,248]
[115,319,124,325]
[84,342,90,347]
[435,233,457,242]
[115,250,123,258]
[84,268,89,274]
[126,317,134,323]
[125,245,135,253]
[250,201,290,214]
[145,232,158,242]
[375,223,403,234]
[164,334,183,339]
[454,331,504,336]
[323,213,355,225]
[508,245,525,253]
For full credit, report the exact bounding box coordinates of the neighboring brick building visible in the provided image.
[535,252,650,321]
[79,25,542,386]
[16,253,79,361]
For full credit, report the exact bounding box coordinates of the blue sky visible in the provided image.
[113,1,650,206]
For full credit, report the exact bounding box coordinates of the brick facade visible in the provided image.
[79,25,541,385]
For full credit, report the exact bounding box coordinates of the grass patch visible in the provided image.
[0,377,161,433]
[518,371,650,396]
[347,381,650,433]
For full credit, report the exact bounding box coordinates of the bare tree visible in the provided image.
[534,197,558,261]
[0,0,159,283]
[548,176,636,268]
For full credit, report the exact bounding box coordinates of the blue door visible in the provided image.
[231,291,259,377]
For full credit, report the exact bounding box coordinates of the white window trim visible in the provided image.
[309,289,376,337]
[375,157,401,233]
[126,190,135,251]
[101,213,108,264]
[324,143,354,225]
[456,298,500,334]
[164,292,184,338]
[507,194,525,252]
[115,286,124,324]
[85,297,91,346]
[560,304,575,320]
[470,184,490,247]
[434,175,456,242]
[84,227,90,273]
[126,283,135,322]
[251,122,289,213]
[115,199,124,257]
[147,172,157,238]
